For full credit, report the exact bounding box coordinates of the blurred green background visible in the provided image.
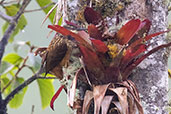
[0,0,171,114]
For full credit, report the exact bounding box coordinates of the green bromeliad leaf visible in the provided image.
[2,53,23,65]
[37,79,54,109]
[3,5,27,42]
[36,0,56,23]
[9,77,28,108]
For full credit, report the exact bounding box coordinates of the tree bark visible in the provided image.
[0,93,7,114]
[129,0,168,114]
[67,0,168,114]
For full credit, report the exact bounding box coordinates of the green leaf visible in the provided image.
[28,53,41,72]
[37,79,54,109]
[1,76,12,96]
[0,61,18,79]
[2,53,23,65]
[5,4,19,16]
[58,17,63,26]
[41,73,55,77]
[9,77,28,108]
[2,22,9,33]
[0,61,10,74]
[3,5,27,42]
[36,0,56,23]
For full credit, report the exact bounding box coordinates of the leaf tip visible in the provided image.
[49,85,64,111]
[50,103,54,111]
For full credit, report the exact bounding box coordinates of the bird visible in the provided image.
[35,34,72,80]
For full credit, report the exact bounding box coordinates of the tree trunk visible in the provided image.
[129,0,168,114]
[67,0,168,114]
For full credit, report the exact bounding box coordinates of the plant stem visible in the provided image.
[24,2,55,13]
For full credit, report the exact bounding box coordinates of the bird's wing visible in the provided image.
[45,37,68,74]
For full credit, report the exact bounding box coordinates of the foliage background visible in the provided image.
[0,0,170,114]
[0,0,69,114]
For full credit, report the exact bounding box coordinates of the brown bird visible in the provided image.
[35,34,72,80]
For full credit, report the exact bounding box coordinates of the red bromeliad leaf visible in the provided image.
[120,44,147,72]
[84,7,103,25]
[79,45,104,69]
[79,45,106,83]
[65,20,81,28]
[77,31,108,53]
[88,24,102,40]
[116,19,141,45]
[127,19,151,46]
[128,30,169,50]
[137,19,151,38]
[50,85,64,110]
[48,25,94,51]
[144,30,169,41]
[90,39,108,53]
[123,42,171,78]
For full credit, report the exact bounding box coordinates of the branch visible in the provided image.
[0,0,31,66]
[3,68,57,105]
[4,69,40,105]
[0,0,20,5]
[0,11,13,22]
[37,76,57,79]
[31,105,35,114]
[24,2,55,13]
[15,56,29,77]
[0,91,2,106]
[2,78,14,93]
[0,0,5,5]
[4,74,38,105]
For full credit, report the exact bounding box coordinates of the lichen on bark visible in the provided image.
[129,0,168,114]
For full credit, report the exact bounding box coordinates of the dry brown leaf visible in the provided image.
[127,80,140,101]
[82,90,94,114]
[93,84,111,114]
[109,87,128,114]
[68,68,79,107]
[41,2,58,26]
[113,101,123,114]
[101,96,113,114]
[72,99,81,109]
[127,92,137,114]
[122,81,144,114]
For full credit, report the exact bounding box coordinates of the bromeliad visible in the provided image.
[37,7,170,114]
